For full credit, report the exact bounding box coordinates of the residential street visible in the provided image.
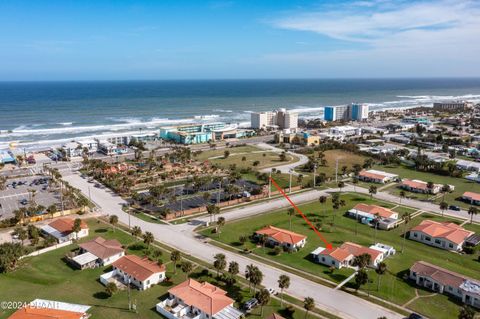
[63,172,404,319]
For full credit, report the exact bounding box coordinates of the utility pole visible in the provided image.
[127,277,132,310]
[289,169,292,194]
[268,169,272,198]
[335,158,339,184]
[313,164,317,189]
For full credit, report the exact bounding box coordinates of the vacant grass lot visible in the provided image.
[375,164,479,209]
[297,150,369,179]
[0,219,328,319]
[200,193,480,319]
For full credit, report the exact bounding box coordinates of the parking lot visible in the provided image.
[0,175,60,220]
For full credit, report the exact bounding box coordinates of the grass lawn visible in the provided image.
[200,193,480,318]
[407,292,468,319]
[194,146,262,161]
[297,150,369,179]
[0,219,177,319]
[0,219,332,319]
[374,164,480,209]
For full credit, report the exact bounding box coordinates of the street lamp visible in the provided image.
[289,169,293,194]
[313,164,317,189]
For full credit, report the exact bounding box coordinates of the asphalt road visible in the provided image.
[63,172,403,319]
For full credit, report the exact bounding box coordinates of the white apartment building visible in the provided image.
[250,108,298,130]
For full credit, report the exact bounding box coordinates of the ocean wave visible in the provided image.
[58,122,73,126]
[2,117,196,138]
[212,109,233,113]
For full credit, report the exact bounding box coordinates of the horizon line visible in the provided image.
[2,76,480,83]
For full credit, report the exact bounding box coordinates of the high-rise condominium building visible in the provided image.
[324,103,369,122]
[251,108,298,130]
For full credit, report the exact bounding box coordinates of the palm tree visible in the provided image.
[72,218,82,240]
[109,215,118,232]
[131,226,142,239]
[256,289,270,316]
[338,181,345,193]
[239,235,248,251]
[216,217,226,236]
[213,253,227,277]
[227,261,239,284]
[351,177,358,192]
[467,206,478,224]
[399,190,406,205]
[368,185,377,199]
[181,260,193,279]
[375,262,387,291]
[170,250,181,274]
[318,196,327,216]
[401,212,412,253]
[303,297,315,319]
[287,208,295,230]
[277,274,290,306]
[439,201,448,217]
[143,231,154,247]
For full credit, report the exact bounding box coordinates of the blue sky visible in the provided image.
[1,0,479,80]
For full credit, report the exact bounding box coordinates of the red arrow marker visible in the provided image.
[270,177,333,250]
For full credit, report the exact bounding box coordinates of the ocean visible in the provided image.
[1,78,480,150]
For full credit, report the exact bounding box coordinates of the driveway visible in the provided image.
[257,143,309,175]
[63,172,403,319]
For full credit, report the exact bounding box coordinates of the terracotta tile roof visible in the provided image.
[266,313,286,319]
[48,218,88,235]
[352,204,397,219]
[8,307,85,319]
[359,170,387,180]
[168,279,233,315]
[463,191,480,201]
[410,261,478,288]
[79,236,124,259]
[255,226,307,245]
[401,179,428,190]
[320,246,352,262]
[411,220,474,245]
[112,255,165,281]
[320,242,382,263]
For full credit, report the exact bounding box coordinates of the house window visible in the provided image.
[425,236,431,241]
[321,257,325,262]
[449,243,453,248]
[413,233,418,237]
[435,239,441,244]
[331,261,335,265]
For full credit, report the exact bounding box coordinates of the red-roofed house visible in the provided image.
[254,226,307,251]
[409,220,474,251]
[400,179,444,194]
[310,242,385,269]
[8,299,91,319]
[156,279,243,319]
[70,237,125,269]
[462,192,480,206]
[358,170,398,184]
[410,261,480,308]
[348,204,399,220]
[40,218,89,243]
[100,255,166,290]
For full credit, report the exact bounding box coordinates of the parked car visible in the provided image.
[20,199,28,205]
[449,205,461,211]
[243,298,258,311]
[408,313,424,319]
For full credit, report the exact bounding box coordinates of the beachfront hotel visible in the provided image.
[250,108,298,130]
[324,103,369,122]
[159,122,255,144]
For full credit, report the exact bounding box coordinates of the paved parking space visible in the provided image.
[0,175,61,220]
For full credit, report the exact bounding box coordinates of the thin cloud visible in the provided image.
[270,0,480,45]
